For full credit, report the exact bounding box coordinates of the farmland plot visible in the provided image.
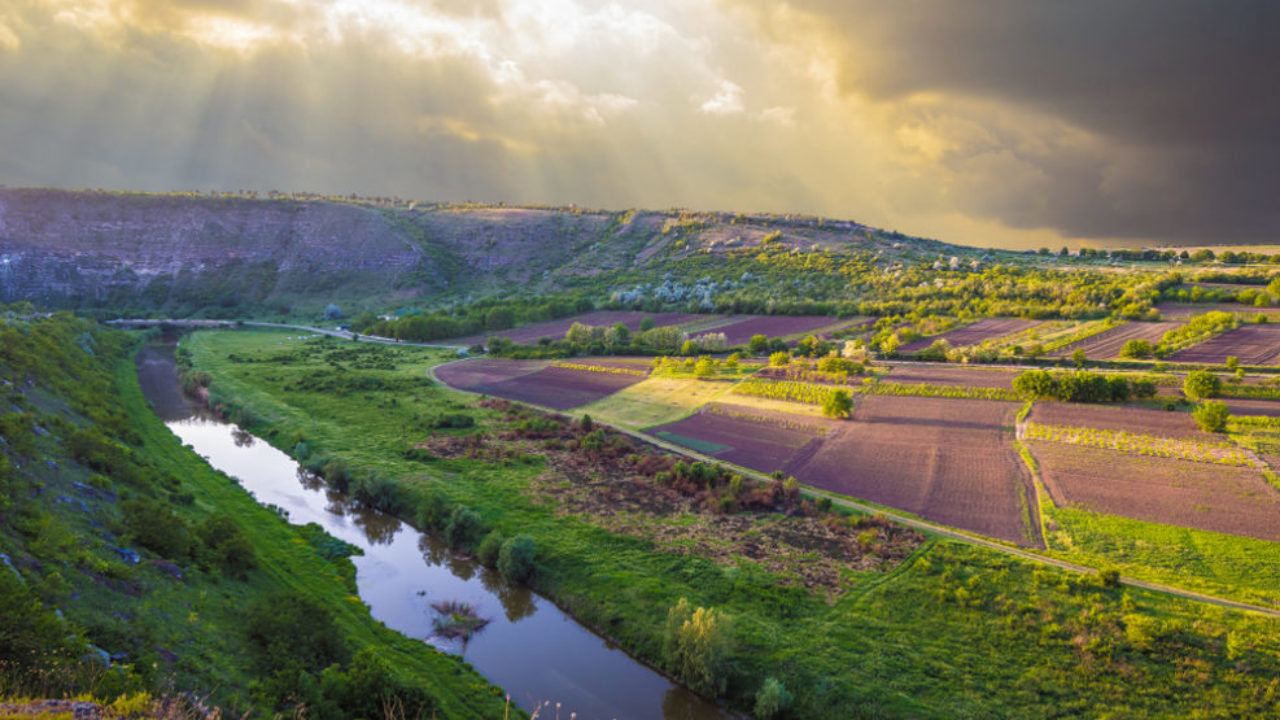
[647,403,834,474]
[445,310,708,346]
[1170,324,1280,365]
[1028,442,1280,542]
[712,315,865,346]
[1045,322,1180,359]
[437,359,645,410]
[1027,402,1213,441]
[883,364,1020,390]
[898,318,1038,354]
[793,396,1035,546]
[1225,398,1280,417]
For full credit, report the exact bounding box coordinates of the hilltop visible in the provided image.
[0,188,982,316]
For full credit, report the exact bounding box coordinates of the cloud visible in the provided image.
[729,0,1280,243]
[698,80,744,115]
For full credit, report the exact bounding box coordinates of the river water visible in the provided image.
[134,344,728,720]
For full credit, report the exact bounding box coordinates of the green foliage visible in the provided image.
[755,676,794,720]
[735,378,836,406]
[121,497,193,560]
[663,598,731,698]
[497,535,537,583]
[476,530,505,568]
[748,334,769,354]
[1183,370,1223,401]
[694,357,715,378]
[1193,401,1230,433]
[443,506,482,548]
[1014,370,1141,403]
[821,389,853,419]
[1119,339,1153,358]
[768,351,790,367]
[195,513,257,579]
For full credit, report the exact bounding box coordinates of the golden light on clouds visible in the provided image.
[0,0,1275,249]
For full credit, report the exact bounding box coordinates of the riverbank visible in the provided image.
[183,327,1280,720]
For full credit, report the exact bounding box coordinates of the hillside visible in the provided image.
[0,188,958,316]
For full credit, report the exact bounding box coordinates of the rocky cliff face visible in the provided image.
[0,188,904,314]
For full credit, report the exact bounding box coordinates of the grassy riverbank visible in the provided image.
[0,315,514,718]
[185,327,1280,719]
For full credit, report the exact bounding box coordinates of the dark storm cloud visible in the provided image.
[750,0,1280,243]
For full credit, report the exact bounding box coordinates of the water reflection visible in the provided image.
[139,341,730,720]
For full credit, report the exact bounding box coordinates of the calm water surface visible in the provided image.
[135,344,727,720]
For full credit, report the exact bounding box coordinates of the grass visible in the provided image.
[653,431,730,454]
[181,328,1280,720]
[575,375,739,428]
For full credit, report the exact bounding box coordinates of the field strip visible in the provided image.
[429,357,1280,618]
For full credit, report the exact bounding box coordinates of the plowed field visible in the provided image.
[647,403,833,474]
[437,359,645,410]
[1045,322,1179,359]
[794,396,1034,545]
[883,365,1020,389]
[1029,442,1280,542]
[899,318,1037,354]
[1027,403,1213,440]
[1170,324,1280,365]
[712,315,863,346]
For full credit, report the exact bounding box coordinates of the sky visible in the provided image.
[0,0,1276,250]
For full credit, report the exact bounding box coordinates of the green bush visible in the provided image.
[821,389,853,419]
[476,530,504,568]
[1193,401,1229,433]
[755,676,794,719]
[443,506,482,549]
[121,497,192,560]
[1184,371,1222,401]
[664,597,731,698]
[196,513,257,579]
[497,535,536,583]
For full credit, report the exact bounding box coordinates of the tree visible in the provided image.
[681,339,698,356]
[565,322,595,346]
[639,316,656,332]
[1120,339,1153,359]
[754,677,794,720]
[822,389,853,419]
[694,357,715,378]
[664,599,730,697]
[477,530,504,567]
[1071,348,1087,368]
[443,506,482,548]
[497,535,536,583]
[323,303,343,320]
[769,351,790,367]
[1183,370,1222,401]
[1226,355,1240,371]
[1193,401,1229,432]
[748,334,770,355]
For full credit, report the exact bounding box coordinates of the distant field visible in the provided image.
[1029,442,1280,542]
[444,310,708,346]
[1027,402,1211,440]
[574,375,739,428]
[899,318,1038,354]
[1225,398,1280,417]
[799,395,1033,545]
[711,315,867,346]
[648,403,831,475]
[882,364,1019,389]
[1155,302,1280,319]
[1045,321,1178,359]
[436,358,644,409]
[1171,324,1280,365]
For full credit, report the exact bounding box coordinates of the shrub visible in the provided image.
[121,498,192,560]
[1183,370,1222,401]
[246,589,348,675]
[748,334,769,354]
[196,513,256,579]
[754,676,794,719]
[497,535,536,583]
[664,598,731,697]
[769,351,790,367]
[1193,401,1229,433]
[476,530,504,568]
[1120,339,1153,359]
[443,506,482,548]
[822,389,854,419]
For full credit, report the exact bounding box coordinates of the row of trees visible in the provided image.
[1013,370,1158,403]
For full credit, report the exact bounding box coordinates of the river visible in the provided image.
[134,343,729,720]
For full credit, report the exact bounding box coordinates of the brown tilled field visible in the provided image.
[1029,442,1280,542]
[712,315,864,346]
[883,364,1020,389]
[436,358,645,409]
[646,402,834,474]
[1170,324,1280,365]
[434,358,550,389]
[1156,303,1280,320]
[1045,321,1180,359]
[898,318,1038,354]
[1224,398,1280,417]
[1027,403,1213,440]
[793,395,1035,546]
[445,311,709,346]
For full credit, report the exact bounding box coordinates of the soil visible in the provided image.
[1045,322,1180,360]
[1170,324,1280,365]
[899,318,1038,354]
